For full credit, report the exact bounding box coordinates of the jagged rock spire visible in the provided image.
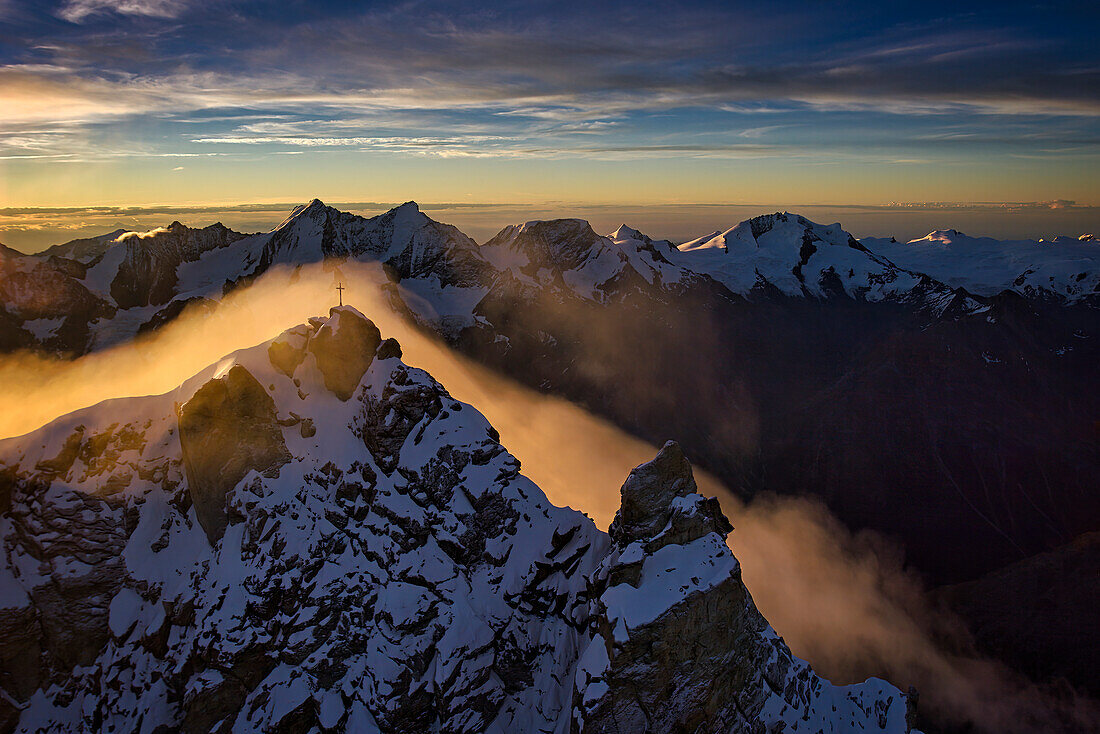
[608,440,730,549]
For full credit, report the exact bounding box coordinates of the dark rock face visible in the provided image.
[0,258,110,323]
[377,336,403,360]
[38,229,126,263]
[0,480,134,725]
[110,222,247,309]
[179,646,278,734]
[0,603,37,729]
[0,248,115,354]
[267,324,311,377]
[178,365,290,542]
[355,363,444,473]
[137,296,217,335]
[577,441,912,733]
[307,306,381,400]
[609,440,698,546]
[484,219,605,275]
[0,305,33,353]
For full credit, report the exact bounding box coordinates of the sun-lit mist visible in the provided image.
[0,261,1093,732]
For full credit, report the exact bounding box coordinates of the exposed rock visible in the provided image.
[0,602,41,702]
[0,481,133,716]
[137,296,217,335]
[178,365,290,542]
[34,427,85,477]
[179,647,277,734]
[248,199,493,290]
[576,442,912,733]
[307,306,381,400]
[110,222,248,309]
[267,324,311,377]
[355,363,443,473]
[37,229,126,263]
[377,336,403,360]
[608,440,731,550]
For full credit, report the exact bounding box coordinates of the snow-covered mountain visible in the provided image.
[0,306,914,733]
[479,219,697,302]
[0,241,115,352]
[862,229,1100,304]
[2,200,1099,715]
[37,229,129,264]
[4,201,1098,356]
[677,213,988,316]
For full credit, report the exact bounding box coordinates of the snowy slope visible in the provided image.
[0,307,914,733]
[863,230,1100,303]
[38,229,128,264]
[678,212,960,307]
[479,219,694,302]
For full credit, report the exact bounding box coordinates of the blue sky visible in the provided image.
[0,0,1097,242]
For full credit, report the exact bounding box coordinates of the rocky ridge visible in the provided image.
[0,307,914,733]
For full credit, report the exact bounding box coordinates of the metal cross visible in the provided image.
[336,282,345,307]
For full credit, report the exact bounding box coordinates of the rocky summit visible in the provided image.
[0,306,914,732]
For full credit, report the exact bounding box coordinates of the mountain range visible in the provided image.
[2,200,1096,357]
[0,200,1097,729]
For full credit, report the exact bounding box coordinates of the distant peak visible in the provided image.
[0,242,26,258]
[279,198,331,228]
[168,220,186,231]
[612,224,643,240]
[392,201,420,214]
[295,198,329,218]
[523,217,594,234]
[926,229,964,240]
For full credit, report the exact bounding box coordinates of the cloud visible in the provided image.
[57,0,187,23]
[881,200,1084,211]
[189,135,512,148]
[0,1,1095,174]
[0,66,160,124]
[6,4,1099,127]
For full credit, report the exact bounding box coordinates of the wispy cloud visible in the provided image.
[0,0,1096,206]
[57,0,187,23]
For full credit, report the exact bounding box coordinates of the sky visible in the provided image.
[0,0,1098,248]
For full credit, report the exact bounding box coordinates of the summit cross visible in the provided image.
[336,282,345,307]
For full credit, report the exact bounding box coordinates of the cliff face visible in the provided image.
[575,442,913,733]
[0,307,912,733]
[109,222,249,309]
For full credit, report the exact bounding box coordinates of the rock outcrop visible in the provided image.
[178,364,290,542]
[307,306,382,400]
[575,442,913,733]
